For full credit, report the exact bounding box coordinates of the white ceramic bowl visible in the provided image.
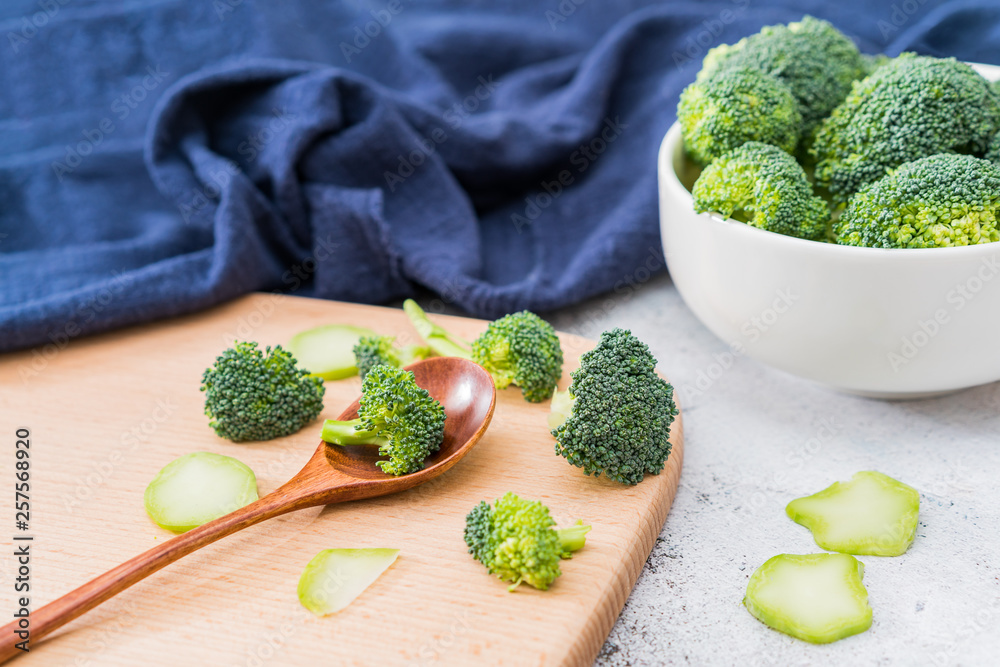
[658,63,1000,398]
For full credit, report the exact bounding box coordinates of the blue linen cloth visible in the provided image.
[0,0,991,352]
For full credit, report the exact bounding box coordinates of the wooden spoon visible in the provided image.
[0,356,496,662]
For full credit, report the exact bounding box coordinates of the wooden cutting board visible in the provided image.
[0,293,683,666]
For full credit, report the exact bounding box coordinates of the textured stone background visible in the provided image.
[544,273,1000,667]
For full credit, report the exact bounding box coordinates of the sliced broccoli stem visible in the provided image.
[321,419,390,447]
[547,389,576,430]
[484,339,515,389]
[556,521,592,555]
[397,344,433,367]
[744,553,872,644]
[403,299,472,359]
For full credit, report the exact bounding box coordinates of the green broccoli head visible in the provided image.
[353,335,398,380]
[550,329,677,486]
[679,66,800,166]
[200,341,325,442]
[463,492,589,591]
[320,365,445,476]
[835,154,1000,248]
[470,311,564,403]
[700,16,866,139]
[692,141,830,241]
[404,299,564,403]
[812,54,1000,204]
[353,335,431,381]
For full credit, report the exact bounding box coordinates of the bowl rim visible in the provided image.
[659,60,1000,261]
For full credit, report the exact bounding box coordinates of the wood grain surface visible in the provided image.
[0,293,684,666]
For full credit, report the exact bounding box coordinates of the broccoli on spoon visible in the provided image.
[321,365,446,476]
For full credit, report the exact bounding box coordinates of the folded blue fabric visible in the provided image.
[0,0,990,352]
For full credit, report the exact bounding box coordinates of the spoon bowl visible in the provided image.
[0,356,496,662]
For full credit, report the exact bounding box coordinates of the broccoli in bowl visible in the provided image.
[835,154,1000,249]
[675,15,1000,250]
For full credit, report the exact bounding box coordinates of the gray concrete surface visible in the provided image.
[543,272,1000,667]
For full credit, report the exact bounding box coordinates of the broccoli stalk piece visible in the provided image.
[812,54,1000,203]
[555,520,592,555]
[786,471,920,556]
[320,365,445,476]
[403,299,564,403]
[201,341,325,442]
[744,554,872,644]
[836,154,1000,248]
[353,335,432,381]
[549,329,677,486]
[463,492,590,591]
[679,66,801,166]
[402,299,472,358]
[692,142,830,241]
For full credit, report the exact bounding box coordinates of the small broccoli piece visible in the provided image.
[699,16,866,140]
[835,154,1000,248]
[297,548,399,616]
[144,452,259,532]
[786,471,920,556]
[812,54,1000,203]
[463,492,590,591]
[403,300,564,402]
[470,311,563,402]
[201,341,325,442]
[549,328,677,486]
[321,365,445,475]
[353,335,432,381]
[288,324,376,380]
[679,66,800,166]
[402,299,472,358]
[692,142,830,241]
[745,554,872,644]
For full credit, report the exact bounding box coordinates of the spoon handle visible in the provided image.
[0,490,314,663]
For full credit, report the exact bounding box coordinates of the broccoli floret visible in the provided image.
[700,16,866,140]
[835,154,1000,248]
[403,300,564,402]
[463,492,590,591]
[812,54,1000,204]
[321,365,445,475]
[470,311,564,402]
[200,342,324,442]
[549,328,677,486]
[679,66,801,166]
[352,335,431,381]
[692,142,830,240]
